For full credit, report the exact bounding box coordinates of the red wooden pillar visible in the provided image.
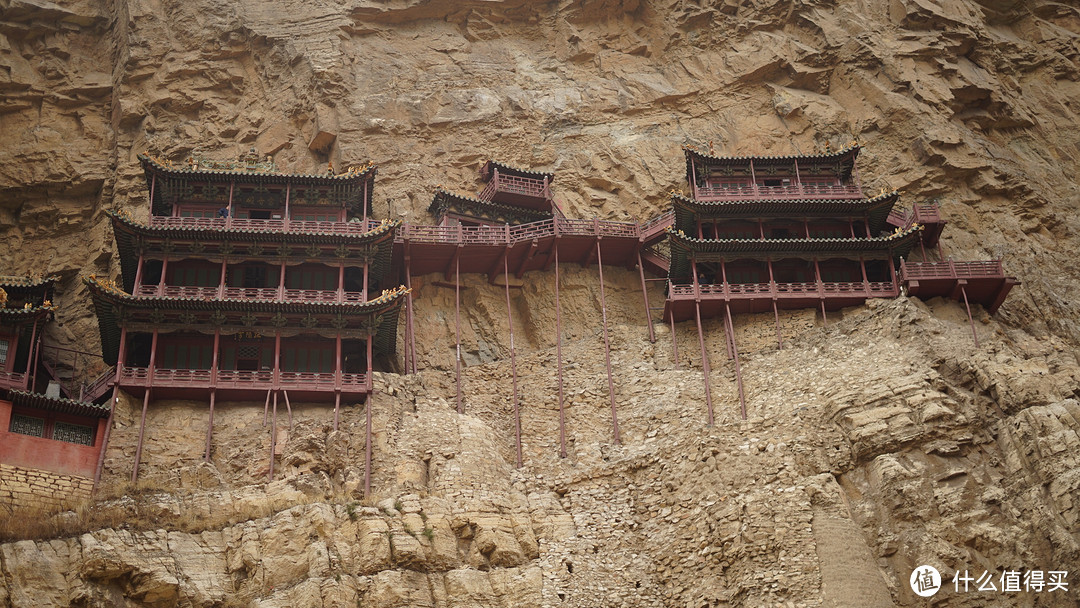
[596,241,620,445]
[364,335,373,498]
[555,246,566,458]
[725,303,747,420]
[961,284,979,347]
[148,174,156,219]
[636,250,655,343]
[132,328,158,482]
[454,253,463,414]
[204,390,216,462]
[768,259,782,350]
[278,261,286,300]
[227,181,235,227]
[283,184,291,231]
[695,298,714,427]
[334,334,342,430]
[268,391,278,481]
[504,256,522,468]
[134,254,145,291]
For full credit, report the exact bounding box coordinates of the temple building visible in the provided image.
[661,143,1014,422]
[428,160,561,227]
[86,150,408,482]
[0,276,109,508]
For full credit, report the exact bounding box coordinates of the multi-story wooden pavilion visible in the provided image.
[666,144,924,421]
[87,150,408,488]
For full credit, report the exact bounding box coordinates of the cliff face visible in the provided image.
[2,0,1080,606]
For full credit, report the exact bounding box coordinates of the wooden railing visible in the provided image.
[668,280,898,299]
[694,183,863,201]
[900,260,1004,280]
[133,284,364,304]
[480,173,551,202]
[120,367,368,391]
[888,203,942,228]
[0,371,28,390]
[149,216,380,235]
[641,211,674,240]
[396,217,641,245]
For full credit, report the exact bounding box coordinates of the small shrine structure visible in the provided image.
[0,276,108,507]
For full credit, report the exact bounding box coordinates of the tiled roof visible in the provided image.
[6,389,110,419]
[670,190,901,234]
[480,160,555,182]
[138,153,376,183]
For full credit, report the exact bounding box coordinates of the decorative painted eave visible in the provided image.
[0,304,56,323]
[670,190,901,234]
[108,209,400,244]
[428,189,553,224]
[85,275,409,315]
[84,275,410,364]
[682,143,861,167]
[480,160,555,183]
[6,389,110,419]
[666,222,922,255]
[138,153,377,186]
[0,275,60,289]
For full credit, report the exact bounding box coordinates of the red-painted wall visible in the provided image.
[0,400,106,479]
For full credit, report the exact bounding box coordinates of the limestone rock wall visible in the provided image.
[2,0,1080,606]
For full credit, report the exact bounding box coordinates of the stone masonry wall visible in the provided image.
[0,463,93,513]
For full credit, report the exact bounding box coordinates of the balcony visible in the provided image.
[0,370,28,391]
[479,173,552,208]
[397,217,640,246]
[694,183,864,202]
[668,280,898,301]
[132,284,366,304]
[118,366,369,392]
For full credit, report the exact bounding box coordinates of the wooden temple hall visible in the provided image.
[662,144,1017,420]
[86,150,408,487]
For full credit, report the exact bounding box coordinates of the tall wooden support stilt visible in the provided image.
[405,257,417,374]
[725,303,747,420]
[268,391,278,481]
[960,285,979,347]
[262,388,271,427]
[596,241,620,445]
[694,300,714,426]
[364,393,373,499]
[555,247,566,458]
[202,389,216,461]
[504,256,522,468]
[334,334,342,431]
[283,389,293,431]
[364,335,374,499]
[333,393,341,432]
[773,302,783,350]
[94,384,120,489]
[637,250,655,343]
[132,328,158,483]
[669,311,680,368]
[131,389,151,483]
[455,253,463,414]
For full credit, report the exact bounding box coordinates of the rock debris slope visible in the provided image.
[2,0,1080,606]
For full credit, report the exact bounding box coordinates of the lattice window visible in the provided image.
[10,414,44,437]
[237,345,260,360]
[0,339,7,365]
[53,421,94,446]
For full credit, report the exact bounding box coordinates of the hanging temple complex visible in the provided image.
[0,143,1018,507]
